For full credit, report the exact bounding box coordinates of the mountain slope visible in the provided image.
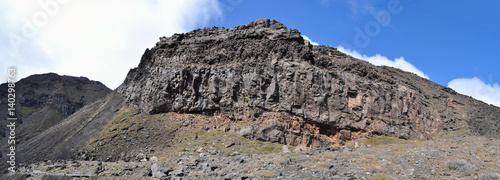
[16,92,124,163]
[0,73,112,142]
[0,73,113,174]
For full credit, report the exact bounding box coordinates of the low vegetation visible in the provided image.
[352,135,413,147]
[40,109,66,131]
[446,159,472,172]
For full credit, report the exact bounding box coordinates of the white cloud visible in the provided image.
[337,46,429,79]
[0,0,222,89]
[448,77,500,107]
[301,35,319,46]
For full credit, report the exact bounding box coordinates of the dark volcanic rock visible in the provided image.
[116,19,500,146]
[2,73,111,116]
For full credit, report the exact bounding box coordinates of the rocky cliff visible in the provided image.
[116,19,500,147]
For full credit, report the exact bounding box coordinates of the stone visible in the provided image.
[282,145,291,153]
[72,162,81,167]
[122,165,134,172]
[183,115,194,126]
[163,167,174,176]
[197,147,205,153]
[209,150,218,155]
[150,156,159,162]
[136,153,146,161]
[152,171,166,179]
[225,142,235,148]
[231,151,240,156]
[142,168,152,177]
[151,163,159,174]
[294,144,308,153]
[173,166,186,177]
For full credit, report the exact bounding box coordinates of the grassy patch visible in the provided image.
[91,105,143,144]
[419,176,432,180]
[171,128,283,157]
[373,174,395,180]
[18,105,38,117]
[86,106,283,161]
[356,135,410,146]
[83,104,181,160]
[236,138,283,154]
[254,170,276,178]
[40,109,67,131]
[314,161,330,170]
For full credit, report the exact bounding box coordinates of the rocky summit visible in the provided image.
[117,19,498,147]
[3,19,500,179]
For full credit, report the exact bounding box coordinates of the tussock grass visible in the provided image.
[446,159,472,172]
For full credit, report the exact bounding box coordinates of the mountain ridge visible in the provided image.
[2,19,499,179]
[116,19,499,147]
[0,72,112,140]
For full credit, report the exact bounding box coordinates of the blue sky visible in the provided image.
[1,0,499,106]
[211,0,500,86]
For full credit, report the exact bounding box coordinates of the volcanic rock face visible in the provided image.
[117,19,498,146]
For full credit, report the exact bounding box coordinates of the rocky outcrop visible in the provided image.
[116,19,470,147]
[12,73,111,115]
